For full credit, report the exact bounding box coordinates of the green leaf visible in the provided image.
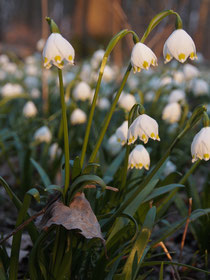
[143,184,184,203]
[45,184,63,193]
[159,262,164,280]
[72,156,82,179]
[0,176,39,243]
[0,94,29,107]
[122,207,156,280]
[82,162,100,175]
[30,158,51,188]
[107,179,158,244]
[27,188,40,202]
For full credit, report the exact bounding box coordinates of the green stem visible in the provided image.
[58,69,70,201]
[80,30,139,167]
[88,63,132,163]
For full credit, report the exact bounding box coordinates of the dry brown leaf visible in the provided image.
[40,192,105,243]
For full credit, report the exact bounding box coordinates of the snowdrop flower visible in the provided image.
[118,92,136,111]
[107,134,122,156]
[131,42,158,73]
[91,49,105,69]
[4,63,17,74]
[116,121,128,145]
[23,101,38,118]
[34,126,52,143]
[128,145,150,170]
[173,71,185,84]
[145,91,155,102]
[191,127,210,162]
[103,65,115,83]
[43,33,75,69]
[73,81,92,101]
[163,29,197,63]
[37,38,46,52]
[193,79,209,96]
[168,89,185,103]
[70,108,87,125]
[160,76,173,87]
[128,114,160,144]
[183,64,199,80]
[1,83,23,97]
[97,97,110,110]
[25,64,39,76]
[163,160,176,176]
[162,102,181,124]
[49,143,62,160]
[30,88,41,99]
[0,54,9,65]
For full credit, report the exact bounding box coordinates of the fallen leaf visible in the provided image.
[40,192,105,243]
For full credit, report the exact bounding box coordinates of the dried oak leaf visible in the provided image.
[40,192,105,243]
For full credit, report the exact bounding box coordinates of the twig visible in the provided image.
[179,197,192,262]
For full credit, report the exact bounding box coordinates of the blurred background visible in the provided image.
[0,0,209,64]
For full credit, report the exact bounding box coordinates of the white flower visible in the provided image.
[30,88,41,99]
[128,145,150,170]
[173,71,185,84]
[163,29,197,63]
[183,64,199,80]
[128,114,160,144]
[25,64,39,76]
[131,42,158,73]
[43,33,75,69]
[145,91,155,102]
[73,81,92,101]
[37,38,46,52]
[4,63,17,74]
[1,83,23,97]
[162,102,181,124]
[160,76,173,87]
[168,89,185,103]
[23,101,38,118]
[118,92,136,111]
[70,109,87,125]
[97,97,110,110]
[163,160,176,176]
[116,121,128,145]
[34,126,52,143]
[103,65,115,83]
[193,79,209,96]
[0,54,9,65]
[91,49,105,69]
[191,127,210,162]
[107,134,122,156]
[49,143,62,160]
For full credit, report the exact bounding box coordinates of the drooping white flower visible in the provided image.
[162,102,181,124]
[128,114,160,144]
[23,101,38,118]
[131,42,158,73]
[49,143,62,160]
[191,127,210,162]
[91,49,105,69]
[107,134,122,156]
[183,64,199,80]
[163,29,197,63]
[128,145,150,170]
[37,38,46,52]
[34,126,52,143]
[173,70,185,84]
[70,108,87,125]
[160,76,173,87]
[118,92,136,111]
[193,79,209,96]
[168,89,185,103]
[97,97,110,110]
[73,81,92,101]
[1,83,23,97]
[4,63,17,74]
[116,121,128,145]
[103,65,115,83]
[43,33,75,69]
[30,88,41,99]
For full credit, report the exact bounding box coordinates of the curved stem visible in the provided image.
[58,69,70,201]
[88,63,132,163]
[80,30,139,167]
